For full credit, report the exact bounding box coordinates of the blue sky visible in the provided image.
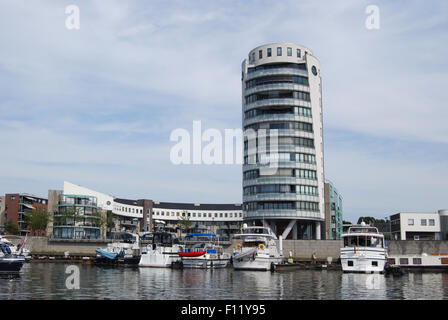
[0,0,447,223]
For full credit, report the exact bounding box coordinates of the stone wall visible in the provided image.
[387,240,448,255]
[6,236,448,258]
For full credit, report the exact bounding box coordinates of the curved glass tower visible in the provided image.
[242,43,324,240]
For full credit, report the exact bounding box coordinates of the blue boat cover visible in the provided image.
[185,233,216,238]
[96,249,117,260]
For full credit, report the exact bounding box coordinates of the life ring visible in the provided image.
[258,244,266,250]
[235,243,242,250]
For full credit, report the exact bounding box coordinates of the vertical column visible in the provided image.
[315,221,321,240]
[293,221,298,240]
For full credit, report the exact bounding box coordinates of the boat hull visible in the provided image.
[233,256,283,271]
[94,256,140,266]
[139,252,180,268]
[0,257,25,273]
[181,257,230,269]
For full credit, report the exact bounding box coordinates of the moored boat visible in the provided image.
[0,243,25,273]
[178,233,230,269]
[232,224,284,271]
[94,232,141,266]
[139,231,183,268]
[340,222,387,273]
[386,253,448,271]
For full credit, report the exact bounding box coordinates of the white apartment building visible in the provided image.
[390,210,448,240]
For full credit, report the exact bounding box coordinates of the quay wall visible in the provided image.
[6,236,448,258]
[386,240,448,255]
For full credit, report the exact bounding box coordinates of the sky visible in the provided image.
[0,0,447,223]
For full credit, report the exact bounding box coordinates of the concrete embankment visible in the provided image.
[5,236,448,261]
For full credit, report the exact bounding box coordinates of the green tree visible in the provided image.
[342,220,352,225]
[5,220,19,235]
[99,211,114,236]
[177,214,192,234]
[24,207,51,236]
[357,216,377,225]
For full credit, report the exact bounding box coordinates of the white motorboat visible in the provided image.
[139,231,183,268]
[0,243,25,273]
[178,233,230,269]
[232,224,284,271]
[0,235,31,260]
[340,222,387,273]
[94,232,141,265]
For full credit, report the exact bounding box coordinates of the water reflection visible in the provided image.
[0,263,447,300]
[341,273,387,300]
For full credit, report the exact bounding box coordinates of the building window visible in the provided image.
[251,52,255,63]
[297,48,301,58]
[277,47,282,56]
[429,219,435,226]
[421,219,427,226]
[408,219,414,226]
[259,50,262,59]
[208,213,212,217]
[215,213,218,218]
[413,258,422,265]
[267,48,272,57]
[287,47,292,56]
[399,258,409,265]
[11,196,15,200]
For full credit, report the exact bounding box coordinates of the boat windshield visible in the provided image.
[242,228,269,235]
[153,233,178,245]
[343,235,383,248]
[0,244,12,255]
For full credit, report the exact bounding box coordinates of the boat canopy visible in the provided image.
[185,233,216,238]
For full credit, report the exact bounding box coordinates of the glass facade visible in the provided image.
[53,194,102,239]
[242,44,324,239]
[325,181,343,240]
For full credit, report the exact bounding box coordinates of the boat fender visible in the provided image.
[235,244,242,250]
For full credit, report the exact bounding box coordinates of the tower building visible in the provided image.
[242,43,324,239]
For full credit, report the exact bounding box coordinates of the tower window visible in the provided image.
[267,48,272,57]
[297,49,301,58]
[287,47,292,56]
[277,47,282,56]
[259,50,262,59]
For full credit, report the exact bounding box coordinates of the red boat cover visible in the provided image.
[178,251,206,257]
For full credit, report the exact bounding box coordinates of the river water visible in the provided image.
[1,263,447,300]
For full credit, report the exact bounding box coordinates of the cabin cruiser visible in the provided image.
[94,233,141,265]
[178,233,230,269]
[386,253,448,271]
[0,243,25,273]
[340,222,387,273]
[232,224,284,271]
[0,235,31,261]
[139,231,183,268]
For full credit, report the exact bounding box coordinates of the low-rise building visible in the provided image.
[3,193,48,235]
[389,211,448,240]
[53,181,243,239]
[324,180,343,240]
